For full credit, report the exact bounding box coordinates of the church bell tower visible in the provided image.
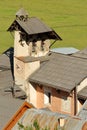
[7,8,62,104]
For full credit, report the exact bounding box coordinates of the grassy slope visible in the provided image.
[0,0,87,53]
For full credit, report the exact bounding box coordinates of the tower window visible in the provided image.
[44,91,51,104]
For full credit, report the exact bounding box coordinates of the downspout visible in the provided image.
[74,86,77,115]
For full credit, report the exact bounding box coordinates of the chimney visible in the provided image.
[58,117,65,128]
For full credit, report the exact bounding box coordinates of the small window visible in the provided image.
[44,91,51,104]
[61,96,71,113]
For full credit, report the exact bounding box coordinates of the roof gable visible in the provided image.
[73,47,87,59]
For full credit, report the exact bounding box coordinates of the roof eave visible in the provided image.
[7,20,62,40]
[7,20,17,31]
[29,78,71,93]
[51,29,62,40]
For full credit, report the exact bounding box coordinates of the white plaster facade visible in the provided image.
[14,31,29,57]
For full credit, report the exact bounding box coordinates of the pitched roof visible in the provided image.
[78,86,87,99]
[7,14,62,40]
[0,50,26,130]
[0,92,24,130]
[0,75,26,130]
[77,100,87,119]
[16,17,52,34]
[0,70,13,89]
[64,117,85,130]
[29,52,87,92]
[0,48,13,89]
[0,54,11,68]
[8,18,61,40]
[73,47,87,59]
[12,108,68,130]
[0,47,13,69]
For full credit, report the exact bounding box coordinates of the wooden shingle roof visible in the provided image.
[7,8,62,40]
[29,52,87,92]
[8,18,62,40]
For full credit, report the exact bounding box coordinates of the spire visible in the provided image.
[16,8,29,21]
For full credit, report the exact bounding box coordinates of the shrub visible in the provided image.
[18,120,63,130]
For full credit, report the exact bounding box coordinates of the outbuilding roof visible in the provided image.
[77,100,87,119]
[64,117,85,130]
[12,108,68,130]
[78,86,87,99]
[0,49,26,130]
[0,92,24,130]
[0,54,11,68]
[0,70,26,130]
[73,47,87,59]
[29,52,87,92]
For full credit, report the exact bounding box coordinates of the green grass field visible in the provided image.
[0,0,87,53]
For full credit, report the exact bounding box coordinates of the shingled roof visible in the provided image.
[12,108,68,130]
[8,18,62,40]
[0,49,26,130]
[29,52,87,92]
[73,47,87,59]
[78,86,87,99]
[7,9,62,40]
[77,100,87,119]
[63,116,85,130]
[0,71,25,130]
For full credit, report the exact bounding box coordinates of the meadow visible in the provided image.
[0,0,87,53]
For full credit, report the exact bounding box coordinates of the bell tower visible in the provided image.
[7,8,62,104]
[12,8,52,58]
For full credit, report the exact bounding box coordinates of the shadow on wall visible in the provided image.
[3,47,14,79]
